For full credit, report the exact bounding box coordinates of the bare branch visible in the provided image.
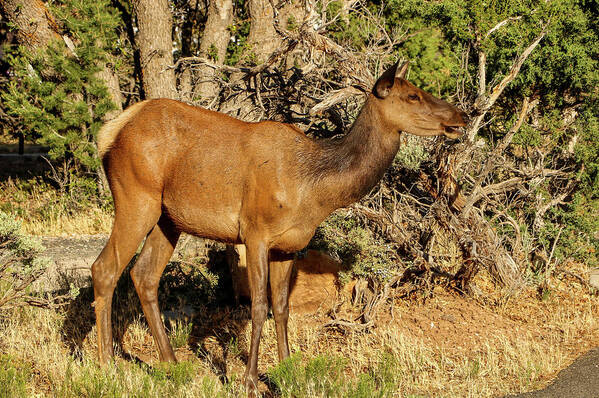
[477,50,486,98]
[462,97,535,215]
[468,27,548,140]
[171,36,298,78]
[484,16,523,40]
[309,87,364,116]
[533,179,577,231]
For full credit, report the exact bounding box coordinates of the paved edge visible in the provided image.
[507,347,599,398]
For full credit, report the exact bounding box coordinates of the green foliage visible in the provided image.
[394,138,429,171]
[268,353,401,398]
[286,14,298,31]
[310,213,398,283]
[1,0,123,178]
[225,18,251,66]
[207,44,219,62]
[0,355,31,398]
[0,211,50,309]
[546,193,599,266]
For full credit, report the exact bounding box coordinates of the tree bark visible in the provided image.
[248,0,280,63]
[95,62,123,119]
[135,0,176,99]
[0,0,60,50]
[193,0,233,101]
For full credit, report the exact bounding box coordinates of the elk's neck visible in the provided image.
[311,97,401,208]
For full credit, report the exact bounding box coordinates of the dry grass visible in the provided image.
[2,179,598,397]
[1,269,598,397]
[0,178,113,236]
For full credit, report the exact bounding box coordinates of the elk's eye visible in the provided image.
[408,94,420,101]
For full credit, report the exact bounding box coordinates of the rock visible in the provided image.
[36,235,108,292]
[289,250,341,313]
[227,246,342,314]
[590,268,599,290]
[36,234,207,292]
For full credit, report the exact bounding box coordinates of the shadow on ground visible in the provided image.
[59,245,250,369]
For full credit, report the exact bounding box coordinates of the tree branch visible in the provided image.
[468,27,547,141]
[484,16,523,40]
[462,97,535,214]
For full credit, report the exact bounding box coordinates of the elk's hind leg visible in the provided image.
[130,216,180,362]
[92,196,161,364]
[269,251,294,361]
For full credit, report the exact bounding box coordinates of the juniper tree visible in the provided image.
[1,0,128,194]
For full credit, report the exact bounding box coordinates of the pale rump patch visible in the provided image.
[97,100,149,159]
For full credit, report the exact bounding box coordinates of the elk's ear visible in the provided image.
[373,61,400,99]
[395,61,409,79]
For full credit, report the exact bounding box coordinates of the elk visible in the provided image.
[92,61,467,392]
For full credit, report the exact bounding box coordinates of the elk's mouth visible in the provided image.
[443,125,464,139]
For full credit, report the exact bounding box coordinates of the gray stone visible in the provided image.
[589,268,599,290]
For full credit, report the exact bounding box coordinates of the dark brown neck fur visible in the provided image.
[300,96,401,208]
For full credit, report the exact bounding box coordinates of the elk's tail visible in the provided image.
[97,100,149,159]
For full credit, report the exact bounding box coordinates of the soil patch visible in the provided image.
[391,288,531,353]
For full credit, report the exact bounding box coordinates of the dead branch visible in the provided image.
[533,179,577,231]
[484,16,523,40]
[468,27,548,140]
[461,97,534,214]
[310,87,365,116]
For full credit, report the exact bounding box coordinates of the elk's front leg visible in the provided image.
[244,240,269,394]
[269,251,294,361]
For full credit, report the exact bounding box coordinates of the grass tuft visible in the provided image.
[268,354,345,398]
[168,320,193,349]
[0,355,31,398]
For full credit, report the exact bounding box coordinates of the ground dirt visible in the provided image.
[38,234,599,397]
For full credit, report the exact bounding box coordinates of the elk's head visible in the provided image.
[373,61,467,138]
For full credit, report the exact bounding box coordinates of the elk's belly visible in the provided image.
[270,225,317,253]
[161,176,243,243]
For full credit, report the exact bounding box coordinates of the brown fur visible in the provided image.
[91,61,467,393]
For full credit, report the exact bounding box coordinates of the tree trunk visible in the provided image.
[248,0,280,63]
[135,0,176,99]
[0,0,60,50]
[194,0,233,101]
[95,63,123,119]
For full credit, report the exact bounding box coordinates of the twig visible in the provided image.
[468,26,548,140]
[545,225,564,279]
[484,16,523,40]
